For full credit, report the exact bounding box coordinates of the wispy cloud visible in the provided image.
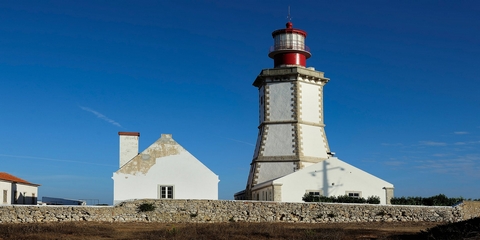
[79,106,122,127]
[454,141,480,146]
[29,175,101,181]
[0,154,116,167]
[224,138,255,146]
[381,143,403,146]
[414,155,480,177]
[383,161,406,166]
[419,141,447,146]
[454,131,469,135]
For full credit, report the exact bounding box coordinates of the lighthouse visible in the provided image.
[242,21,331,200]
[235,21,394,204]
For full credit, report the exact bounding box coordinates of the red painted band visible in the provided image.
[274,53,306,67]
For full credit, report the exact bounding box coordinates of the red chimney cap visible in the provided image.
[118,132,140,136]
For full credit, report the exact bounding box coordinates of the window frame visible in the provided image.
[158,185,174,199]
[346,191,362,198]
[305,190,323,197]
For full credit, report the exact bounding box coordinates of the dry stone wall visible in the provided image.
[0,200,475,224]
[462,201,480,220]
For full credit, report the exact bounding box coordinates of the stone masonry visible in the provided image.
[0,200,478,224]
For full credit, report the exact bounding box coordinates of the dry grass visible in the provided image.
[0,221,444,240]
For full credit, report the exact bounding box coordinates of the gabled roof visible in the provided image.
[115,134,218,178]
[0,172,40,186]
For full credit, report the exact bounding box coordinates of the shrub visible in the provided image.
[317,196,335,203]
[336,195,366,204]
[138,203,156,212]
[391,194,464,206]
[302,193,380,204]
[366,196,380,204]
[302,193,320,202]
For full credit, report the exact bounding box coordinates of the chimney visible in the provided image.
[118,132,140,168]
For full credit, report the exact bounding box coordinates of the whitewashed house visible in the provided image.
[0,172,40,205]
[113,132,219,205]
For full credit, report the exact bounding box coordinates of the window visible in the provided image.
[3,190,7,203]
[346,191,362,198]
[158,186,174,199]
[306,190,322,197]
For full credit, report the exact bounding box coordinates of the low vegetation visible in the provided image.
[137,202,156,212]
[302,193,380,204]
[303,193,480,206]
[390,194,466,206]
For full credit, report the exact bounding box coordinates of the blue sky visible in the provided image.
[1,1,479,204]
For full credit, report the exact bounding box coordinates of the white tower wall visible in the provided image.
[299,124,329,159]
[267,82,294,121]
[298,82,321,123]
[245,67,330,198]
[262,124,295,156]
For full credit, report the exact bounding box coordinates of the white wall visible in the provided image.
[13,184,38,205]
[113,135,219,204]
[255,162,295,184]
[0,181,11,205]
[267,82,294,121]
[298,82,321,123]
[119,134,139,168]
[299,124,328,159]
[275,157,394,204]
[262,124,295,156]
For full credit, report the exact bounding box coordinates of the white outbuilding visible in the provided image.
[0,172,40,205]
[112,132,219,205]
[242,157,394,204]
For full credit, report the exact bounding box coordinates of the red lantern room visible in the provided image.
[268,22,311,68]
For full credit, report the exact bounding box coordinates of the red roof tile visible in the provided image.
[0,172,33,184]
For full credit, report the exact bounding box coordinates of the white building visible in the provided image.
[113,132,219,205]
[235,22,394,204]
[0,172,40,205]
[241,157,394,204]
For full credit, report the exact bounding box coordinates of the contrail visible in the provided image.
[225,138,255,146]
[0,154,116,167]
[79,106,122,127]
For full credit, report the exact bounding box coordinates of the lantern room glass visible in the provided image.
[274,33,305,51]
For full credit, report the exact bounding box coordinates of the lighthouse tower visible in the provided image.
[235,21,394,203]
[240,21,331,200]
